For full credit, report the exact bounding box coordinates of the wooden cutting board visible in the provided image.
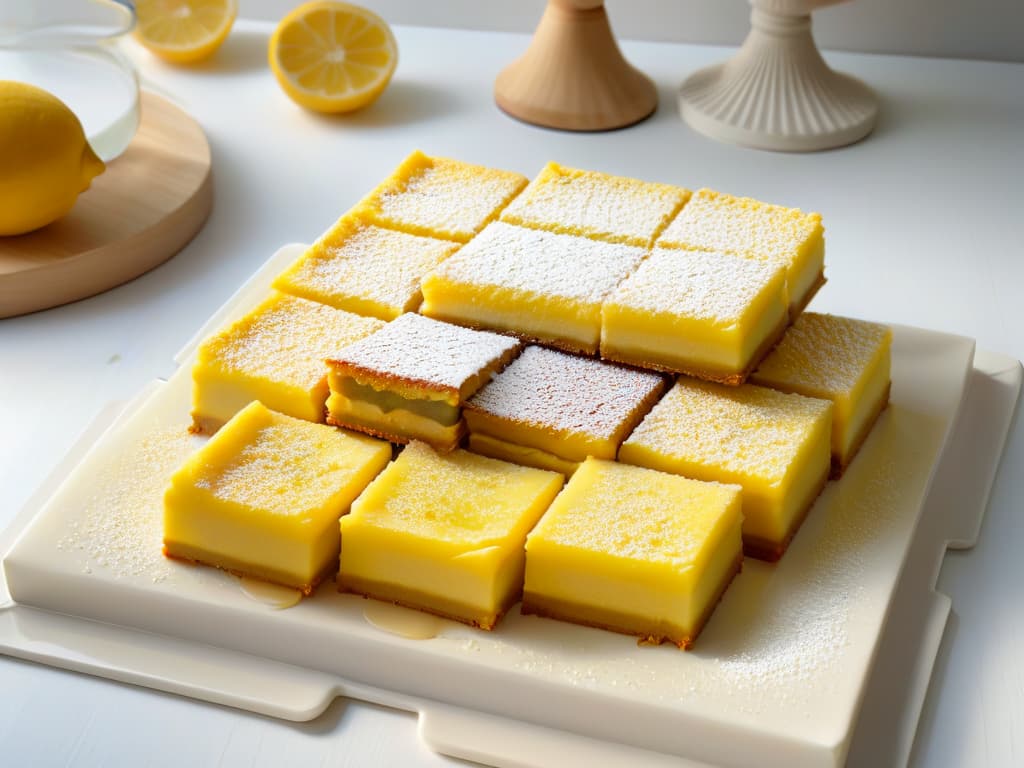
[0,90,213,319]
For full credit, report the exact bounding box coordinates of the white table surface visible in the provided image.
[1,20,1021,768]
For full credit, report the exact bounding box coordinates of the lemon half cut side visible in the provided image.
[269,2,398,114]
[134,0,238,64]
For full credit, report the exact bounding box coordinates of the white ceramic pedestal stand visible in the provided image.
[678,0,878,151]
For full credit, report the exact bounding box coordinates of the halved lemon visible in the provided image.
[134,0,238,64]
[269,1,398,114]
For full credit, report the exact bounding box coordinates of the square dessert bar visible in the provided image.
[164,401,391,594]
[356,150,528,243]
[600,247,789,385]
[657,188,825,315]
[751,312,892,476]
[523,458,743,649]
[499,161,690,247]
[620,378,832,561]
[325,312,521,452]
[464,345,666,476]
[273,213,459,321]
[190,292,384,434]
[339,441,564,629]
[420,221,648,355]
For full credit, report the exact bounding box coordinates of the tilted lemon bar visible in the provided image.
[190,292,384,433]
[600,247,789,384]
[420,221,648,355]
[464,346,666,475]
[499,161,690,247]
[356,150,528,243]
[522,458,743,649]
[620,379,832,561]
[165,401,391,594]
[339,441,564,629]
[273,213,459,321]
[751,312,892,476]
[325,313,521,451]
[657,188,825,315]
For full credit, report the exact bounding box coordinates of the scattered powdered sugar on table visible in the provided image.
[56,425,201,583]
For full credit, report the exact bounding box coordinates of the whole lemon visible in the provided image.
[0,81,106,236]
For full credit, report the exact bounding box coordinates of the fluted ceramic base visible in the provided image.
[494,0,657,132]
[678,7,878,151]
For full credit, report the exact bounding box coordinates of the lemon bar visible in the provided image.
[273,214,459,320]
[356,150,528,243]
[751,312,892,476]
[620,379,832,561]
[464,346,666,474]
[190,292,384,434]
[657,188,825,315]
[600,247,789,384]
[164,401,391,594]
[420,222,648,354]
[325,313,521,451]
[522,458,743,649]
[499,161,690,247]
[339,441,564,628]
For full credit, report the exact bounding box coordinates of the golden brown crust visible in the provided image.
[325,413,463,452]
[741,463,830,562]
[830,381,891,479]
[162,543,333,597]
[338,577,509,630]
[326,360,461,399]
[521,551,743,650]
[601,309,790,387]
[189,414,223,435]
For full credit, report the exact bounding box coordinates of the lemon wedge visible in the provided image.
[269,1,398,114]
[134,0,238,64]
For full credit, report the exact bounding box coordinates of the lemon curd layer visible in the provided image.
[620,379,832,561]
[164,402,391,593]
[325,313,521,451]
[356,150,528,243]
[273,213,459,320]
[464,346,666,465]
[523,458,743,649]
[190,292,384,433]
[657,188,825,314]
[751,312,892,472]
[499,161,691,247]
[600,247,788,384]
[420,222,648,354]
[339,442,564,629]
[467,433,583,477]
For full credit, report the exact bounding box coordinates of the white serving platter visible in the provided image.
[1,246,1019,768]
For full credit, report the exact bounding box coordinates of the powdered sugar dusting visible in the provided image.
[365,152,528,241]
[753,312,892,395]
[56,426,200,582]
[276,219,458,319]
[429,221,648,304]
[531,459,740,566]
[500,162,690,246]
[327,313,520,393]
[199,294,384,389]
[624,379,832,480]
[466,346,665,440]
[351,441,561,545]
[606,247,786,325]
[659,188,822,265]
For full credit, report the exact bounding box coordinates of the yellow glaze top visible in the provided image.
[529,458,741,568]
[347,441,564,546]
[273,214,459,320]
[356,150,528,243]
[753,312,892,397]
[500,162,690,247]
[623,379,833,484]
[172,401,391,520]
[658,188,822,264]
[197,292,384,390]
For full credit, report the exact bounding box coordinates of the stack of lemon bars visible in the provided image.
[164,151,893,649]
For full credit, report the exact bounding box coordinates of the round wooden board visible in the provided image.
[0,91,213,319]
